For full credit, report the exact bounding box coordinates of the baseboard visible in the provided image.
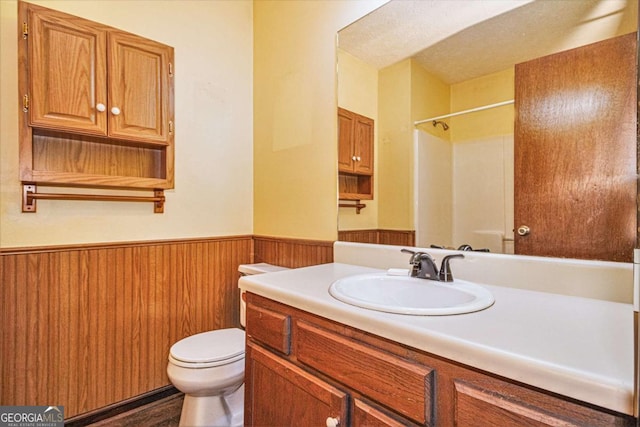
[64,386,180,426]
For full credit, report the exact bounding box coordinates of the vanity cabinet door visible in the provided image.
[28,5,108,135]
[245,342,348,427]
[352,399,420,427]
[451,378,633,427]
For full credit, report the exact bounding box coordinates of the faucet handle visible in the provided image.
[401,248,420,264]
[401,249,436,278]
[401,248,420,275]
[438,254,464,282]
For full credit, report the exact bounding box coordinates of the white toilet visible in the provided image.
[167,263,288,427]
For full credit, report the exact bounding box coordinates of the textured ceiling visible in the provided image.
[338,0,635,84]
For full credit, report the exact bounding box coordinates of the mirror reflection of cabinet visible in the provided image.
[338,107,374,200]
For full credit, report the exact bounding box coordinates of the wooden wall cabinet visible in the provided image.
[338,107,374,200]
[245,293,633,427]
[18,1,174,194]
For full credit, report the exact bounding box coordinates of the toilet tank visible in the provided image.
[238,263,289,327]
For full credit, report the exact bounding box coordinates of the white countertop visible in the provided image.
[239,262,634,415]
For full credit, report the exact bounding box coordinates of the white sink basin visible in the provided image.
[329,273,495,316]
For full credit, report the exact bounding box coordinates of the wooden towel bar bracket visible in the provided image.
[339,200,366,214]
[22,184,165,213]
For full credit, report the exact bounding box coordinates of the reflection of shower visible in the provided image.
[432,120,449,131]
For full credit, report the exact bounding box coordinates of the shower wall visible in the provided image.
[452,133,514,253]
[414,130,514,253]
[414,130,453,248]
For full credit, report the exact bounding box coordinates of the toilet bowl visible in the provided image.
[167,328,245,427]
[167,263,288,427]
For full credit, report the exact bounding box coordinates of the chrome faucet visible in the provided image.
[401,249,464,282]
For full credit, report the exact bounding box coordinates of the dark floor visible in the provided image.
[85,393,184,427]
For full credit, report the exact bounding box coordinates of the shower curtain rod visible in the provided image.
[413,99,514,126]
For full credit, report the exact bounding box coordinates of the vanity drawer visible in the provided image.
[295,320,434,425]
[246,302,291,355]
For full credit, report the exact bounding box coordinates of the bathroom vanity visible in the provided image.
[240,243,634,426]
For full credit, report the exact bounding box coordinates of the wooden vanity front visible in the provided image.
[245,292,633,426]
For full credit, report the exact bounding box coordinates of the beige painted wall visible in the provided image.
[253,0,387,241]
[0,0,254,248]
[450,68,514,142]
[377,59,412,231]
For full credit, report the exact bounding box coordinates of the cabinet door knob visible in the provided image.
[111,106,121,116]
[96,103,106,112]
[326,417,340,427]
[352,156,357,161]
[356,156,361,161]
[517,225,530,236]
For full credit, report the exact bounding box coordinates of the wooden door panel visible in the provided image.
[295,320,434,425]
[353,399,419,427]
[108,31,173,143]
[29,7,107,134]
[245,342,348,427]
[354,115,374,174]
[514,33,637,262]
[338,108,356,172]
[452,379,630,427]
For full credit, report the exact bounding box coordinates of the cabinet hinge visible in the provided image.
[22,22,28,39]
[169,63,173,77]
[169,120,174,135]
[22,94,29,112]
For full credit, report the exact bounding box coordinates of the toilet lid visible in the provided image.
[170,328,245,366]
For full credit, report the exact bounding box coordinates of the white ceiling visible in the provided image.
[338,0,636,84]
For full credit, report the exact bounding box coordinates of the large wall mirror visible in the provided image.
[337,0,638,262]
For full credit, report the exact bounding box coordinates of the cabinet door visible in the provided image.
[453,379,632,427]
[108,31,173,144]
[338,108,356,172]
[353,399,419,427]
[28,6,108,135]
[245,342,348,427]
[353,114,374,174]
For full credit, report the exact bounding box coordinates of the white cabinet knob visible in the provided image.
[356,156,361,161]
[326,417,340,427]
[111,107,121,116]
[517,225,531,236]
[96,103,106,112]
[352,156,357,161]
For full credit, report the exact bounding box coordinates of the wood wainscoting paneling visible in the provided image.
[253,236,334,268]
[338,229,415,247]
[0,236,253,418]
